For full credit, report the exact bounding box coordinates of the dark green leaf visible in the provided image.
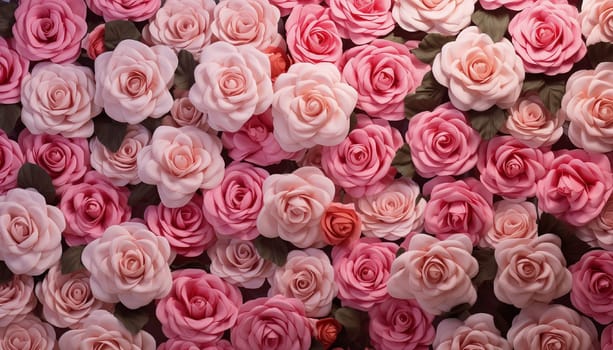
[60,245,86,274]
[404,71,446,118]
[410,33,457,64]
[440,302,472,319]
[587,42,613,68]
[333,307,367,342]
[0,103,20,134]
[141,117,162,134]
[17,163,57,205]
[128,183,160,207]
[472,247,497,287]
[253,236,292,266]
[392,144,415,178]
[175,50,198,90]
[538,82,565,114]
[349,112,358,132]
[471,9,510,42]
[0,3,17,38]
[395,247,406,258]
[0,261,13,285]
[94,113,128,153]
[309,338,325,350]
[114,303,150,334]
[521,79,546,94]
[538,213,593,265]
[382,33,405,44]
[468,106,506,140]
[104,20,141,50]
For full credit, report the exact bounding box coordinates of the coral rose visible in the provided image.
[0,315,56,350]
[0,130,24,195]
[433,313,511,350]
[0,274,36,327]
[81,24,105,60]
[393,0,476,35]
[369,298,435,350]
[320,202,362,246]
[85,0,160,21]
[481,200,538,248]
[327,0,394,44]
[207,238,274,289]
[569,250,613,324]
[0,37,28,104]
[314,318,342,350]
[581,0,613,45]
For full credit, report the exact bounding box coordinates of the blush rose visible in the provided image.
[0,274,36,327]
[85,0,160,21]
[393,0,476,35]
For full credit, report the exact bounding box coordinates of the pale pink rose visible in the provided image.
[0,37,28,104]
[320,202,362,246]
[494,234,572,308]
[432,26,525,111]
[94,40,177,124]
[272,62,358,152]
[257,167,335,248]
[477,136,554,201]
[81,24,105,60]
[165,97,208,130]
[321,115,403,198]
[392,0,476,35]
[0,188,64,276]
[507,303,599,349]
[207,238,274,289]
[479,0,545,10]
[12,0,87,63]
[355,178,426,241]
[368,298,435,350]
[0,130,24,195]
[0,315,56,350]
[85,0,161,21]
[340,40,429,120]
[332,237,398,310]
[137,126,225,208]
[211,0,282,50]
[569,250,613,324]
[188,42,272,132]
[388,234,478,315]
[231,295,312,350]
[90,124,151,187]
[481,200,538,248]
[0,274,36,328]
[502,93,565,148]
[58,310,156,350]
[81,222,172,309]
[326,0,394,44]
[35,263,110,329]
[423,177,493,246]
[604,324,613,350]
[269,0,322,16]
[433,313,511,350]
[60,171,131,246]
[536,149,613,226]
[407,103,480,178]
[145,194,216,257]
[268,249,337,317]
[158,339,234,350]
[563,62,613,152]
[581,0,613,45]
[143,0,215,60]
[577,195,613,250]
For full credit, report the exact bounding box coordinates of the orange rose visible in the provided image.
[264,46,292,83]
[315,318,342,349]
[320,202,362,246]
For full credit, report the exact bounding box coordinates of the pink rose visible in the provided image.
[569,250,613,324]
[577,196,613,250]
[207,238,274,289]
[137,126,225,208]
[158,339,234,350]
[581,0,613,45]
[433,314,511,350]
[423,177,493,245]
[0,188,64,276]
[297,145,324,169]
[21,63,100,138]
[231,295,312,350]
[165,97,208,130]
[0,315,56,350]
[332,237,398,310]
[81,24,105,60]
[479,0,555,10]
[432,26,525,111]
[340,40,429,120]
[81,222,172,309]
[387,234,478,315]
[94,40,177,124]
[603,324,613,350]
[368,298,435,350]
[563,62,613,152]
[12,0,87,63]
[269,0,322,16]
[145,194,216,257]
[392,0,476,35]
[326,0,394,44]
[407,103,480,178]
[85,0,161,21]
[481,200,538,248]
[0,130,24,194]
[0,37,28,104]
[188,41,272,132]
[320,202,362,246]
[0,274,36,327]
[494,234,572,308]
[536,149,613,226]
[58,310,156,350]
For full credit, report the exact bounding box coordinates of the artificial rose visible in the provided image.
[578,196,613,250]
[326,0,394,44]
[264,45,292,83]
[94,40,177,124]
[369,298,435,350]
[314,318,342,350]
[433,313,511,350]
[604,324,613,350]
[188,41,273,132]
[0,37,28,104]
[0,274,36,328]
[0,130,24,195]
[165,97,208,130]
[392,0,476,35]
[272,62,358,152]
[479,0,538,10]
[0,315,56,350]
[158,339,234,350]
[0,188,64,276]
[387,234,478,315]
[137,126,225,208]
[569,250,613,324]
[581,0,613,45]
[81,24,105,60]
[320,202,362,246]
[12,0,87,63]
[81,222,172,309]
[269,0,322,16]
[481,200,538,248]
[432,26,525,111]
[85,0,160,21]
[298,145,324,169]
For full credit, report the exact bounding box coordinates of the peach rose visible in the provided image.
[577,195,613,250]
[0,315,56,350]
[94,40,177,124]
[165,97,208,130]
[85,0,160,21]
[326,0,394,44]
[581,0,613,45]
[0,37,28,104]
[434,313,511,350]
[569,250,613,324]
[481,200,538,248]
[272,62,358,152]
[369,298,435,350]
[432,26,524,111]
[137,126,225,208]
[81,24,105,60]
[207,238,274,289]
[0,274,36,328]
[393,0,476,35]
[320,202,362,246]
[0,130,24,195]
[387,234,478,315]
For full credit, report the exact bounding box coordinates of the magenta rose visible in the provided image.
[581,0,613,45]
[0,274,36,327]
[326,0,394,44]
[0,130,24,195]
[369,298,435,350]
[0,315,56,350]
[569,250,613,324]
[604,323,613,350]
[434,314,511,350]
[207,238,274,289]
[0,37,28,104]
[85,0,160,21]
[393,0,476,35]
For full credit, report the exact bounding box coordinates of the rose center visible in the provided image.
[423,257,447,284]
[465,52,493,83]
[373,67,395,91]
[503,156,524,178]
[219,70,246,96]
[189,295,211,319]
[541,332,565,350]
[9,217,32,244]
[119,250,145,279]
[120,71,148,97]
[308,29,333,53]
[556,172,585,197]
[516,258,540,280]
[594,98,613,125]
[534,23,558,47]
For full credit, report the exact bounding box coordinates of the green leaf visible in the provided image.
[17,163,57,205]
[0,104,21,134]
[128,183,160,207]
[333,307,367,342]
[94,113,128,153]
[382,33,405,44]
[472,247,497,287]
[0,261,13,285]
[348,112,358,132]
[471,9,510,42]
[175,50,198,90]
[253,236,292,267]
[410,33,457,64]
[60,245,86,274]
[587,42,613,68]
[538,82,565,114]
[395,247,406,258]
[440,302,472,319]
[0,3,17,38]
[392,144,415,178]
[404,71,446,118]
[538,213,593,265]
[113,303,150,334]
[141,117,162,135]
[309,338,325,350]
[468,106,506,140]
[521,79,546,94]
[104,20,141,50]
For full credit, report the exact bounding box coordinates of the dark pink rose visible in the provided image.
[369,298,435,350]
[326,0,394,44]
[85,0,161,21]
[81,24,105,60]
[570,250,613,324]
[0,130,24,195]
[603,323,613,350]
[0,37,29,104]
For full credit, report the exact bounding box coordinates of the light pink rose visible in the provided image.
[569,250,613,324]
[368,298,435,350]
[231,295,312,350]
[207,238,274,289]
[0,37,28,104]
[158,339,234,350]
[407,102,480,178]
[85,0,161,21]
[332,237,398,310]
[0,188,64,276]
[387,234,478,315]
[507,303,599,350]
[481,200,538,248]
[12,0,87,63]
[272,62,358,152]
[536,149,613,226]
[326,0,394,44]
[269,0,323,16]
[137,126,225,208]
[0,274,36,328]
[340,40,429,120]
[94,40,177,124]
[165,97,208,130]
[603,324,613,350]
[432,26,525,111]
[58,310,156,350]
[581,0,613,45]
[81,24,105,60]
[81,222,172,309]
[563,62,613,152]
[577,195,613,250]
[392,0,476,35]
[188,41,272,132]
[0,130,24,195]
[257,167,335,248]
[0,315,56,350]
[433,313,511,350]
[502,93,565,148]
[479,0,547,10]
